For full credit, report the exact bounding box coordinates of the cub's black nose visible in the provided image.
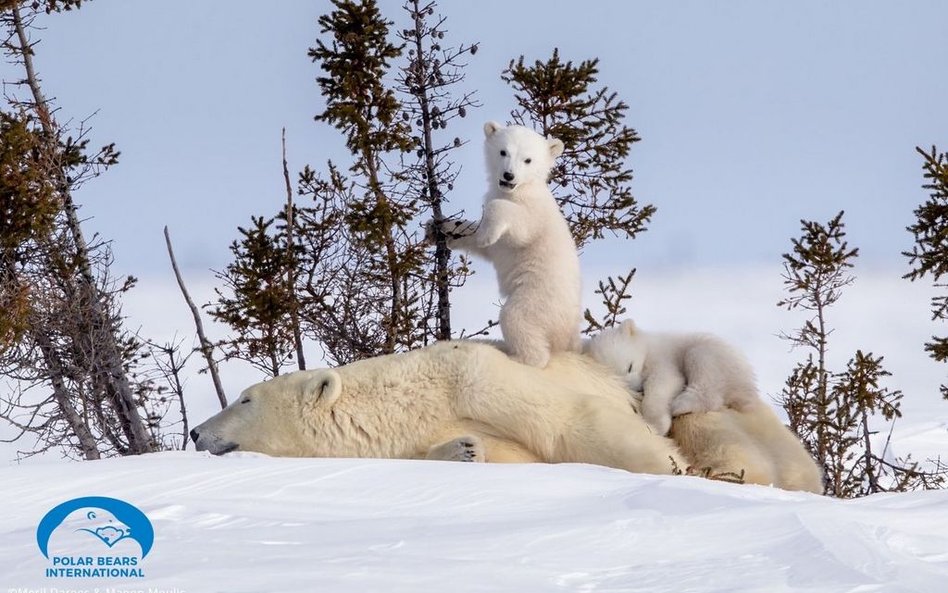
[502,171,514,181]
[189,428,200,442]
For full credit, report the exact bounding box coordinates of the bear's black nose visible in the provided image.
[189,428,200,442]
[502,171,514,181]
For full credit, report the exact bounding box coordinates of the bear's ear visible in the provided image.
[483,121,503,138]
[620,318,637,336]
[548,137,564,159]
[304,371,342,406]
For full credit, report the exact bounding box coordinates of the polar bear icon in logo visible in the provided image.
[37,496,154,559]
[61,507,132,547]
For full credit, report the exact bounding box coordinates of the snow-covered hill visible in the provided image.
[2,452,947,592]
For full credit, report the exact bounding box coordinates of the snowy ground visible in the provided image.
[2,452,947,592]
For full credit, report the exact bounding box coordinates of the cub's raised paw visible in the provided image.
[425,220,480,243]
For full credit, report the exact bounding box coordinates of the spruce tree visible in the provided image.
[292,163,389,365]
[0,112,58,351]
[308,0,420,354]
[0,2,169,458]
[394,0,478,341]
[502,49,655,332]
[903,145,948,400]
[779,211,945,496]
[582,269,636,334]
[778,211,857,473]
[209,216,299,377]
[502,48,655,248]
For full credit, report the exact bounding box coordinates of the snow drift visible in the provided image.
[2,452,947,592]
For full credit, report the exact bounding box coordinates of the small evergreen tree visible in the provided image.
[308,0,420,355]
[0,2,176,458]
[394,0,478,341]
[829,351,944,495]
[502,48,655,248]
[239,0,482,365]
[779,211,945,496]
[502,49,656,333]
[778,211,857,472]
[582,268,636,334]
[903,145,948,400]
[209,216,299,377]
[292,163,387,365]
[0,111,59,351]
[220,7,658,365]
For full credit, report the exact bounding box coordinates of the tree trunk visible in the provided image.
[282,128,306,369]
[2,260,100,460]
[364,155,402,354]
[163,226,228,409]
[815,297,829,471]
[859,405,879,494]
[409,0,452,341]
[12,6,154,454]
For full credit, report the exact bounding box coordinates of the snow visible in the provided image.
[2,452,947,592]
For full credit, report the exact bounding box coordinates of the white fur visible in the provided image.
[670,401,824,493]
[192,341,687,475]
[432,122,581,367]
[191,340,822,492]
[584,319,761,436]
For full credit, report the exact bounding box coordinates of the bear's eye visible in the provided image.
[524,158,532,164]
[499,150,507,157]
[627,363,635,373]
[240,398,251,404]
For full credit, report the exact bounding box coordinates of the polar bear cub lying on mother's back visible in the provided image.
[585,319,760,436]
[431,122,581,368]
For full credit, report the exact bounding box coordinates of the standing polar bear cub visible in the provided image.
[585,319,760,436]
[431,122,581,367]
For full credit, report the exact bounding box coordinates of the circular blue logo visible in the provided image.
[36,496,154,559]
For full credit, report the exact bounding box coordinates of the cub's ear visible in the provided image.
[620,318,637,336]
[483,121,503,137]
[304,370,342,406]
[548,137,564,159]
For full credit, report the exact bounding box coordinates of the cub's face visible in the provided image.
[483,121,564,193]
[585,319,648,390]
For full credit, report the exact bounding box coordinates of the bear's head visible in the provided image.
[191,369,343,457]
[584,319,648,391]
[483,121,564,193]
[58,507,131,547]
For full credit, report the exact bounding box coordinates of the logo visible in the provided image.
[36,496,153,579]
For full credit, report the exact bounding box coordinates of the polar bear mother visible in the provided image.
[192,341,684,475]
[191,341,823,492]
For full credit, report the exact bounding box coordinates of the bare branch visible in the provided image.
[163,226,227,409]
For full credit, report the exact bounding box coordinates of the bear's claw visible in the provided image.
[426,435,486,463]
[424,218,479,243]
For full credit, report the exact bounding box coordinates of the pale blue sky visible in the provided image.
[4,0,947,280]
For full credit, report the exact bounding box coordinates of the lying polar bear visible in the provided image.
[191,341,822,493]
